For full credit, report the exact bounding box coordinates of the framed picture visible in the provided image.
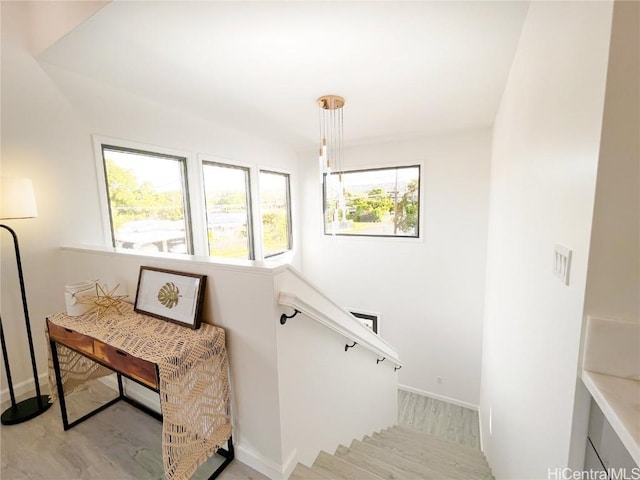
[134,266,206,329]
[350,310,379,334]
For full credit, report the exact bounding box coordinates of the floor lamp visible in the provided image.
[1,177,51,424]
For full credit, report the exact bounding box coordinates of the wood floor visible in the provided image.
[0,379,267,480]
[1,383,487,479]
[397,389,481,449]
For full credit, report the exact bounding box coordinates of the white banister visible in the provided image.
[278,290,402,368]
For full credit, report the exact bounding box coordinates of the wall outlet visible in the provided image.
[437,376,443,384]
[553,244,572,285]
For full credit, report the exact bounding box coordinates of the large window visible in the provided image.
[323,165,420,237]
[98,138,294,260]
[102,145,192,253]
[259,170,292,257]
[202,162,253,259]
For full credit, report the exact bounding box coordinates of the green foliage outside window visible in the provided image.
[262,211,288,252]
[106,160,184,230]
[346,188,394,222]
[101,144,294,259]
[260,171,291,257]
[324,166,420,237]
[394,179,419,234]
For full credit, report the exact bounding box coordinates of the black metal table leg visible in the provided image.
[117,372,124,396]
[50,339,121,431]
[208,437,235,479]
[50,339,234,478]
[50,339,70,430]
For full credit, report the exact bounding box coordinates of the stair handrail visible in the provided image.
[278,290,402,369]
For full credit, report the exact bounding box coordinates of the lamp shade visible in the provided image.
[0,177,38,219]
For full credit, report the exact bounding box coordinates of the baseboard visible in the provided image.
[478,406,486,453]
[235,443,287,480]
[0,372,162,414]
[0,372,50,409]
[399,384,479,411]
[282,448,298,479]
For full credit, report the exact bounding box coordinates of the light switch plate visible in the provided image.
[553,244,572,285]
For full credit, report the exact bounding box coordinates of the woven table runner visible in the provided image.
[46,303,231,480]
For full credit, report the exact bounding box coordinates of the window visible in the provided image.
[202,162,253,259]
[101,145,192,254]
[98,138,294,261]
[323,165,420,237]
[259,170,292,257]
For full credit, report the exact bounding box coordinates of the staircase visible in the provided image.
[289,425,494,480]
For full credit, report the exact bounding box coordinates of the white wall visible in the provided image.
[1,1,299,394]
[26,1,108,56]
[299,129,491,407]
[274,267,398,477]
[58,247,286,477]
[479,2,614,478]
[584,0,639,324]
[1,2,98,394]
[574,1,639,470]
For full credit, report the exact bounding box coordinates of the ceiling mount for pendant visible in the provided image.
[317,95,345,111]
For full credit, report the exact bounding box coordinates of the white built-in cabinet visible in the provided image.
[586,399,638,473]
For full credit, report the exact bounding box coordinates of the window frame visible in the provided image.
[96,140,196,254]
[94,136,295,262]
[258,168,293,258]
[322,164,422,239]
[201,159,255,260]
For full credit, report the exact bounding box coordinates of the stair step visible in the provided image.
[377,430,489,468]
[390,425,483,457]
[290,422,494,480]
[348,439,463,480]
[365,434,493,480]
[334,444,423,480]
[372,431,491,474]
[289,463,333,480]
[385,426,487,462]
[313,450,386,480]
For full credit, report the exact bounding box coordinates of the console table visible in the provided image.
[46,303,233,480]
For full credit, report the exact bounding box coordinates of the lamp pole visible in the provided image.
[1,223,51,424]
[0,317,17,407]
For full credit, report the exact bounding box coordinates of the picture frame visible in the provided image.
[134,266,206,329]
[350,310,379,334]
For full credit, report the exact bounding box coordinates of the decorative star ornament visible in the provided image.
[79,283,129,319]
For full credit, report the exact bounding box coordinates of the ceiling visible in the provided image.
[39,1,530,151]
